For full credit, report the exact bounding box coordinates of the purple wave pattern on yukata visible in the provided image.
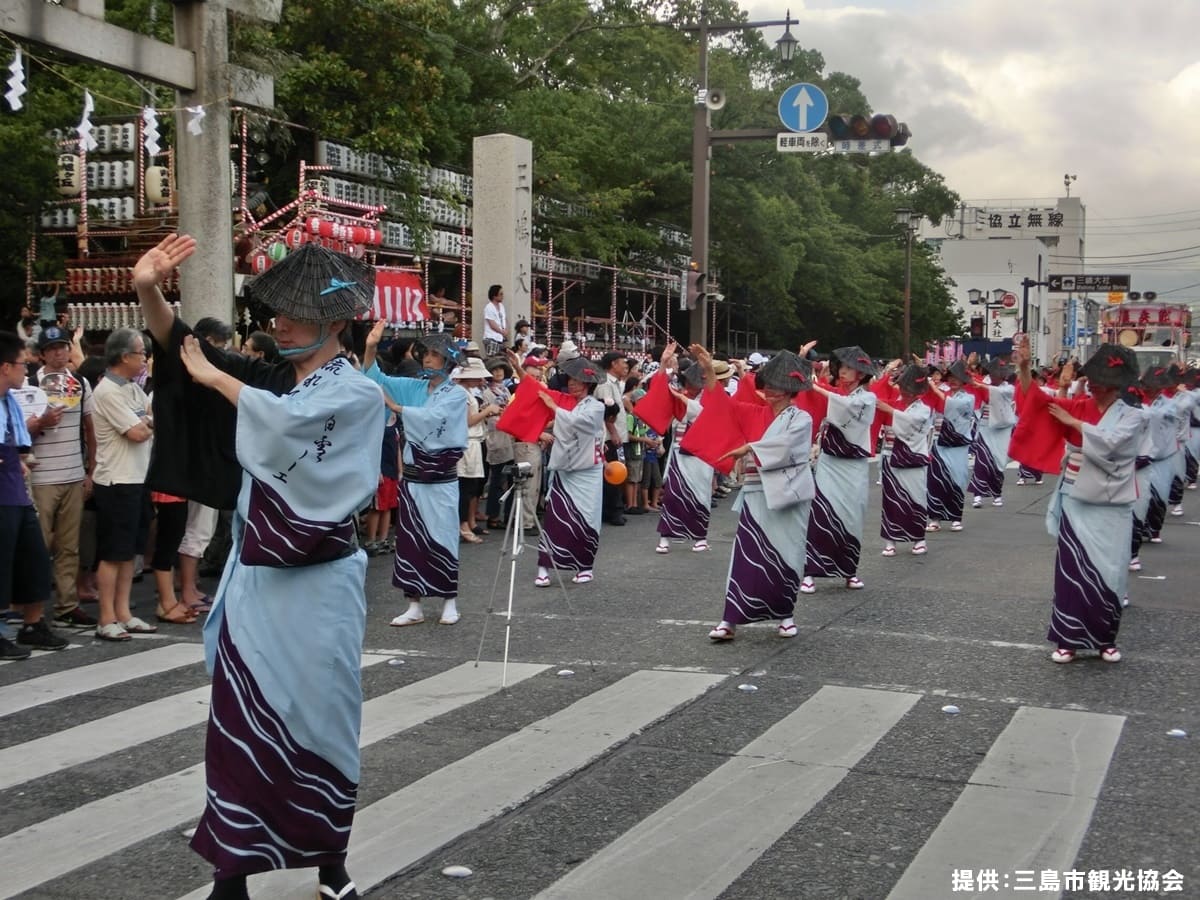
[968,434,1004,497]
[538,472,600,571]
[1048,510,1122,650]
[723,504,801,624]
[804,488,861,578]
[881,460,926,542]
[657,462,710,540]
[241,479,355,567]
[191,622,356,877]
[936,419,971,449]
[926,447,964,522]
[392,480,458,598]
[821,423,870,459]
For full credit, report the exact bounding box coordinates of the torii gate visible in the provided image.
[0,0,278,324]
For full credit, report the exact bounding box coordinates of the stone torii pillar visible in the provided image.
[1,0,277,325]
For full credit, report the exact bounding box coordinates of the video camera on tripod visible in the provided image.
[504,461,534,481]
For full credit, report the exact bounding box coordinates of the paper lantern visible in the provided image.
[285,228,305,250]
[145,166,170,204]
[267,242,288,262]
[604,460,627,485]
[250,252,271,274]
[306,216,324,235]
[56,154,82,196]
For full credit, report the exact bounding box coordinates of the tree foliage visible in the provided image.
[1,0,962,353]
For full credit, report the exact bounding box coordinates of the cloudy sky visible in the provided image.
[742,0,1200,299]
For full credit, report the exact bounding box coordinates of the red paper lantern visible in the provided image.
[285,228,305,249]
[250,252,272,274]
[306,216,323,235]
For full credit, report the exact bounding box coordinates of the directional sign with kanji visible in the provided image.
[778,83,828,134]
[1047,274,1131,293]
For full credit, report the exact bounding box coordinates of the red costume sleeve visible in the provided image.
[497,377,575,443]
[680,385,752,475]
[734,372,766,406]
[922,387,947,414]
[792,388,828,423]
[1007,384,1098,473]
[632,371,686,436]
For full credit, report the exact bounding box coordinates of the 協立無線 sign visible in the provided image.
[778,83,828,134]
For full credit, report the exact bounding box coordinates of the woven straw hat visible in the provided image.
[560,356,605,384]
[756,350,813,393]
[1081,344,1139,388]
[832,346,879,377]
[249,243,374,323]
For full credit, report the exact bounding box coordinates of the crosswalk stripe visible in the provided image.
[0,660,548,900]
[886,706,1126,899]
[0,642,84,666]
[0,653,392,794]
[200,668,726,900]
[0,643,205,719]
[535,685,920,900]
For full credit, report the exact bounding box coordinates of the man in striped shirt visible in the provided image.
[27,326,97,627]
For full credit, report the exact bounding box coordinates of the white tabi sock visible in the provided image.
[441,597,458,620]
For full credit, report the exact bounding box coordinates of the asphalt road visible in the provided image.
[1,469,1196,899]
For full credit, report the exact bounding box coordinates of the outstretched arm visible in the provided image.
[132,234,196,347]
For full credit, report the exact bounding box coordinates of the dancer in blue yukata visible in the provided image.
[134,235,383,900]
[362,321,468,626]
[708,349,815,642]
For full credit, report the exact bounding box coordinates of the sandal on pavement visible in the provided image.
[925,522,941,532]
[156,602,198,625]
[318,880,359,900]
[845,576,865,590]
[184,595,212,614]
[389,612,425,627]
[950,521,963,532]
[655,543,670,554]
[691,540,710,552]
[800,576,816,595]
[120,617,158,634]
[95,622,131,642]
[1101,646,1122,663]
[881,546,897,557]
[1050,648,1076,664]
[911,541,928,555]
[487,518,505,530]
[778,622,798,638]
[708,625,735,641]
[572,571,594,584]
[534,575,551,588]
[460,531,483,544]
[438,612,461,625]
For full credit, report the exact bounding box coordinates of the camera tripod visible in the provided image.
[473,466,594,687]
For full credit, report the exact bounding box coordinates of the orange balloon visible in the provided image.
[604,460,628,485]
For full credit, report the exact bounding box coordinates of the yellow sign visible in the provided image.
[1107,291,1125,304]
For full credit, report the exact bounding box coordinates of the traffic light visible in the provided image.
[827,113,911,147]
[969,317,985,340]
[686,270,707,311]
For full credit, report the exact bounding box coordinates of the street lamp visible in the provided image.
[689,8,798,347]
[894,207,921,358]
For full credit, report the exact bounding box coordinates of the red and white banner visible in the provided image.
[364,268,428,323]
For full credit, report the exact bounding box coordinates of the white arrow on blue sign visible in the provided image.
[778,83,829,134]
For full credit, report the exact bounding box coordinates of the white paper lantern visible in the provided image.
[56,154,81,197]
[145,165,170,204]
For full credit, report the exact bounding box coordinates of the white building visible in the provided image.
[921,197,1086,363]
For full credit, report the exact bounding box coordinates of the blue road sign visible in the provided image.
[778,83,829,134]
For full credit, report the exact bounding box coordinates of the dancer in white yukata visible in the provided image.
[969,359,1016,508]
[709,350,815,642]
[875,365,934,556]
[925,359,976,532]
[363,323,468,626]
[1013,338,1143,664]
[656,344,717,554]
[535,356,608,586]
[801,346,878,594]
[134,236,383,900]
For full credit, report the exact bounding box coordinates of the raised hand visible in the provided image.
[180,334,223,387]
[132,234,196,291]
[366,319,387,349]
